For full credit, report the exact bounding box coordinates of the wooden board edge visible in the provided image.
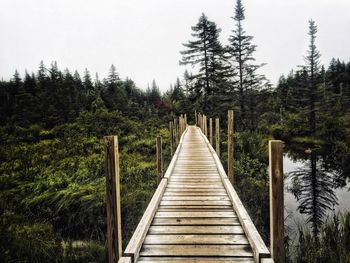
[164,127,189,179]
[118,256,132,263]
[124,178,168,262]
[197,126,273,263]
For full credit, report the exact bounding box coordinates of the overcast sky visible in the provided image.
[1,0,349,91]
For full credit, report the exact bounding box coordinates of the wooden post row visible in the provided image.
[184,114,187,127]
[209,118,213,145]
[269,140,285,263]
[169,121,174,156]
[216,117,220,157]
[227,110,234,184]
[204,115,208,138]
[104,136,122,263]
[156,136,163,185]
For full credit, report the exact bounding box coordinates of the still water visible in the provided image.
[284,154,350,234]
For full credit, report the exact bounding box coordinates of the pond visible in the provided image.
[284,153,350,235]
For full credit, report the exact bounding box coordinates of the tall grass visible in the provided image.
[288,211,350,263]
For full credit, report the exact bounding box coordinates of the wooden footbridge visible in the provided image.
[105,112,285,263]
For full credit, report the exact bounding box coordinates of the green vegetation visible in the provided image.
[287,212,350,263]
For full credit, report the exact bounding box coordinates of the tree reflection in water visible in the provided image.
[288,151,338,236]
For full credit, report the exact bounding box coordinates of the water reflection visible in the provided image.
[287,151,338,236]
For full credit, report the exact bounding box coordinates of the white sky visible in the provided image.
[1,0,350,91]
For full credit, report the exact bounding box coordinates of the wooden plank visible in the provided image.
[140,244,253,257]
[144,234,249,245]
[155,211,236,218]
[162,196,229,201]
[163,192,227,196]
[104,135,122,262]
[169,178,222,182]
[118,257,131,263]
[269,140,285,263]
[164,188,224,192]
[124,179,168,262]
[138,257,254,263]
[159,200,232,206]
[261,259,275,263]
[152,217,240,226]
[166,184,223,189]
[148,225,244,234]
[158,205,232,210]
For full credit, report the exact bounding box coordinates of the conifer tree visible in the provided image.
[304,20,321,133]
[180,13,229,112]
[228,0,266,130]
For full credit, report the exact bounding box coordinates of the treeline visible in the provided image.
[0,62,173,128]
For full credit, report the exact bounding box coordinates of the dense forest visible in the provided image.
[1,0,350,262]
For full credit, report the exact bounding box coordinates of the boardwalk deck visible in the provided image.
[123,126,272,263]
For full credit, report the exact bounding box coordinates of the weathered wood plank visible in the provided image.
[152,217,240,226]
[155,211,236,220]
[163,192,227,196]
[144,234,249,245]
[140,244,253,257]
[162,196,229,201]
[118,257,131,263]
[137,257,254,263]
[160,200,232,206]
[148,225,243,234]
[158,205,232,209]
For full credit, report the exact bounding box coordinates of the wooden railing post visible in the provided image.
[215,117,220,157]
[227,110,234,184]
[184,114,187,127]
[169,121,174,156]
[104,136,122,263]
[174,118,179,146]
[209,118,213,145]
[156,136,163,184]
[195,110,198,126]
[269,140,285,263]
[204,115,208,138]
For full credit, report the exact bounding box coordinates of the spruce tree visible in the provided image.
[228,0,266,130]
[180,13,229,112]
[304,20,321,133]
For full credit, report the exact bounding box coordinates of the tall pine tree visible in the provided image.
[228,0,266,130]
[180,13,229,113]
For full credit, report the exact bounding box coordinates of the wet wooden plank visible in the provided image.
[152,217,240,226]
[148,225,244,234]
[155,211,236,218]
[144,234,249,245]
[158,205,232,210]
[137,257,254,263]
[140,244,253,257]
[162,196,229,201]
[163,191,227,196]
